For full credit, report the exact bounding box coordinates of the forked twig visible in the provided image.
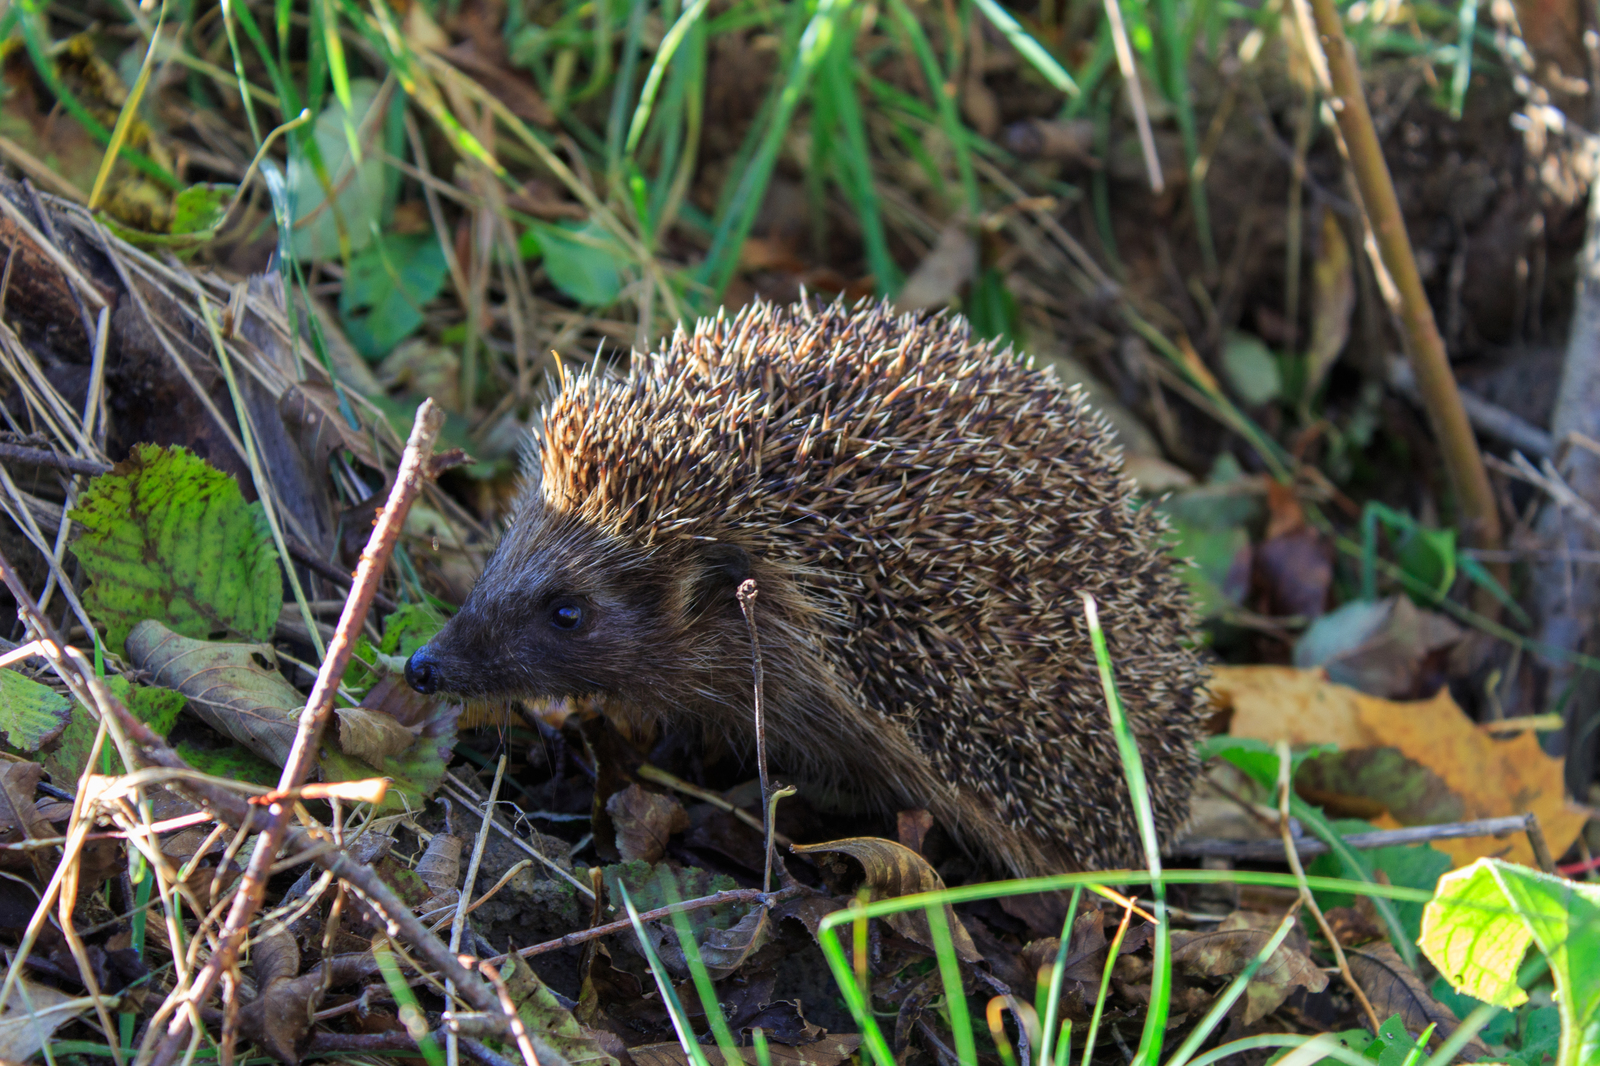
[1275,741,1381,1035]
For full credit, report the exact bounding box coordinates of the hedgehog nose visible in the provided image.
[405,647,439,694]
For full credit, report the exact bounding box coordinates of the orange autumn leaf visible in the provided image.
[1209,665,1585,868]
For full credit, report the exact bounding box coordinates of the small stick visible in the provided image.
[449,755,507,1066]
[1276,741,1381,1035]
[1524,812,1557,875]
[483,886,803,964]
[146,401,446,1066]
[736,579,777,893]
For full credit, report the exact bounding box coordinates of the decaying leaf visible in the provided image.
[1171,911,1327,1024]
[321,676,460,806]
[126,620,301,767]
[336,706,417,763]
[70,444,282,651]
[0,974,99,1061]
[607,784,690,863]
[1346,941,1490,1061]
[1211,666,1587,866]
[894,224,978,312]
[697,906,773,980]
[1304,207,1355,400]
[0,670,72,751]
[500,952,623,1066]
[1294,596,1463,699]
[791,837,981,963]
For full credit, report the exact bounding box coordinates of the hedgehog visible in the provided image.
[405,298,1208,876]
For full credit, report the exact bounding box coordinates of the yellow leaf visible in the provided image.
[1210,665,1585,868]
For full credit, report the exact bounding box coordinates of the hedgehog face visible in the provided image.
[404,505,661,702]
[403,498,753,706]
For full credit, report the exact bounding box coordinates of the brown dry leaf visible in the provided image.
[791,837,981,963]
[628,1036,861,1066]
[1346,942,1491,1061]
[894,225,978,311]
[1305,207,1356,398]
[1213,667,1587,866]
[126,621,301,767]
[699,907,772,980]
[0,973,97,1061]
[1171,911,1326,1024]
[336,706,417,763]
[1209,665,1372,748]
[1294,596,1463,699]
[0,760,54,878]
[607,784,690,864]
[239,926,322,1063]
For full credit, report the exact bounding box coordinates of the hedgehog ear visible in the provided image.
[689,542,751,615]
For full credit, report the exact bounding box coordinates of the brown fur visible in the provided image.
[410,298,1208,876]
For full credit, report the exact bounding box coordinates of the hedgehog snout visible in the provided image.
[404,646,439,694]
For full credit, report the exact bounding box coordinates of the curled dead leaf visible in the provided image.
[1171,911,1327,1025]
[791,837,981,963]
[607,784,690,864]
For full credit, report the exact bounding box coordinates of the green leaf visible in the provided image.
[526,220,623,306]
[1421,857,1600,1064]
[288,77,385,261]
[1221,331,1282,406]
[176,739,279,785]
[43,676,187,782]
[499,953,621,1066]
[379,603,446,658]
[0,670,71,751]
[1308,838,1451,943]
[339,233,450,358]
[170,183,237,235]
[69,445,281,653]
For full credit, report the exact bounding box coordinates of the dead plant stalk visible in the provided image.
[1305,0,1502,554]
[145,399,447,1066]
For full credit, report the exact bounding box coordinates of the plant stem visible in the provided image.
[1305,0,1502,554]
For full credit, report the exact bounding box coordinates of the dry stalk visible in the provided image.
[144,399,447,1066]
[1304,0,1502,557]
[1275,741,1381,1034]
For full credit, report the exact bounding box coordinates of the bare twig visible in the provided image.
[736,579,779,893]
[449,755,507,1066]
[483,886,803,964]
[145,400,447,1066]
[1306,0,1502,558]
[1276,741,1381,1035]
[1174,813,1554,859]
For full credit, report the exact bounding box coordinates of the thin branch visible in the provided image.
[144,400,447,1066]
[1306,0,1502,556]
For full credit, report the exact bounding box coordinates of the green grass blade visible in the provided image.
[229,0,295,115]
[970,0,1079,94]
[1186,1034,1375,1066]
[1149,0,1214,270]
[659,870,744,1063]
[1082,593,1169,1066]
[1450,0,1480,118]
[373,940,446,1066]
[625,0,712,158]
[618,881,715,1066]
[695,0,853,304]
[824,13,901,294]
[816,904,897,1066]
[88,0,171,210]
[924,902,977,1063]
[1164,907,1301,1066]
[220,0,263,147]
[1036,885,1083,1066]
[319,0,362,165]
[16,2,179,190]
[884,0,980,217]
[606,0,649,189]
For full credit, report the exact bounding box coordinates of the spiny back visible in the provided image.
[533,299,1205,872]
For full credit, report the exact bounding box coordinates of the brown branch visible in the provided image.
[145,400,446,1066]
[1306,0,1502,557]
[485,885,803,964]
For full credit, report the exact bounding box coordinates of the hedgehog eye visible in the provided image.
[550,603,584,631]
